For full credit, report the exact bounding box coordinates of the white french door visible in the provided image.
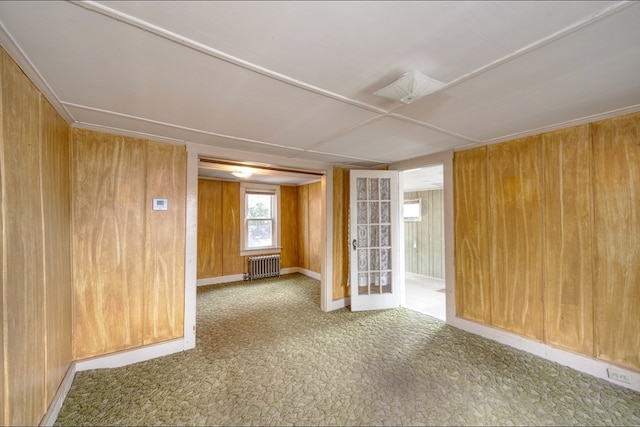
[349,170,400,311]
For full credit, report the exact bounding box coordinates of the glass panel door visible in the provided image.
[350,170,399,311]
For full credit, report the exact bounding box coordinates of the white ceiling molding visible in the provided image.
[479,104,640,147]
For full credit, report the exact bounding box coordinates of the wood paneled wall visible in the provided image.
[403,189,445,279]
[542,125,593,355]
[197,180,223,278]
[454,113,640,370]
[297,181,322,274]
[308,181,322,273]
[591,115,640,369]
[488,136,544,340]
[297,184,310,270]
[332,167,350,300]
[222,181,244,275]
[454,148,491,324]
[1,48,72,426]
[196,180,300,279]
[72,128,186,359]
[280,185,299,268]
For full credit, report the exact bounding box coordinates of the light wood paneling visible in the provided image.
[454,147,491,324]
[297,185,309,270]
[73,129,187,357]
[280,185,299,269]
[143,141,186,343]
[308,181,322,273]
[40,98,73,403]
[1,48,46,425]
[197,179,223,278]
[542,125,594,355]
[488,136,544,340]
[222,181,244,275]
[1,47,74,426]
[592,113,640,370]
[404,189,445,279]
[72,129,147,358]
[332,167,350,300]
[1,46,6,427]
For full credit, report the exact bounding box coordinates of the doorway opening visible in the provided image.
[401,164,446,320]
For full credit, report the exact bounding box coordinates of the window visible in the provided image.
[240,183,280,255]
[403,198,422,221]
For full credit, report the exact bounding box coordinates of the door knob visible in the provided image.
[352,239,357,251]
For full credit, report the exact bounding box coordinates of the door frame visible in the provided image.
[392,150,455,323]
[183,142,335,350]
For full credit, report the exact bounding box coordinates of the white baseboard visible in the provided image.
[295,267,321,280]
[197,274,245,287]
[39,362,77,427]
[75,338,185,371]
[197,268,322,287]
[449,316,640,393]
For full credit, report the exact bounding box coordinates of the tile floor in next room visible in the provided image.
[403,273,446,321]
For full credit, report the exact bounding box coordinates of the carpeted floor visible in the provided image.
[56,274,640,426]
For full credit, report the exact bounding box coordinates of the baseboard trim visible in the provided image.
[295,267,321,280]
[75,338,185,372]
[449,316,640,392]
[197,274,245,286]
[39,362,77,427]
[197,269,322,286]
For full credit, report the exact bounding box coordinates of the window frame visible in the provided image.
[403,198,422,222]
[240,183,281,256]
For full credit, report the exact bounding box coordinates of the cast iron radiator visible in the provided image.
[248,254,281,280]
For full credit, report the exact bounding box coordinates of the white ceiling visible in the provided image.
[402,165,444,193]
[1,1,639,173]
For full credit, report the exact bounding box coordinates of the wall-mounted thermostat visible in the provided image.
[153,198,168,211]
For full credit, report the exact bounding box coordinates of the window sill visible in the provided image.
[240,247,282,257]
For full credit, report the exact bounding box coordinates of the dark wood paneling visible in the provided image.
[280,185,299,269]
[542,124,594,355]
[197,179,223,278]
[143,142,186,343]
[592,113,640,370]
[488,136,544,340]
[222,181,244,275]
[454,147,491,324]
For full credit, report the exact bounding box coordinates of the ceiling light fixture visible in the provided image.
[231,167,256,178]
[373,70,446,104]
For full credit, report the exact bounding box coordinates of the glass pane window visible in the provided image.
[247,194,273,219]
[240,184,280,254]
[247,219,273,248]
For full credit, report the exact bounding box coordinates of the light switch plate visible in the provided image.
[153,198,168,211]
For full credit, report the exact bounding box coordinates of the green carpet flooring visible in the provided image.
[56,273,640,426]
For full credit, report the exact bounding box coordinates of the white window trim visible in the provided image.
[403,198,422,222]
[240,183,281,256]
